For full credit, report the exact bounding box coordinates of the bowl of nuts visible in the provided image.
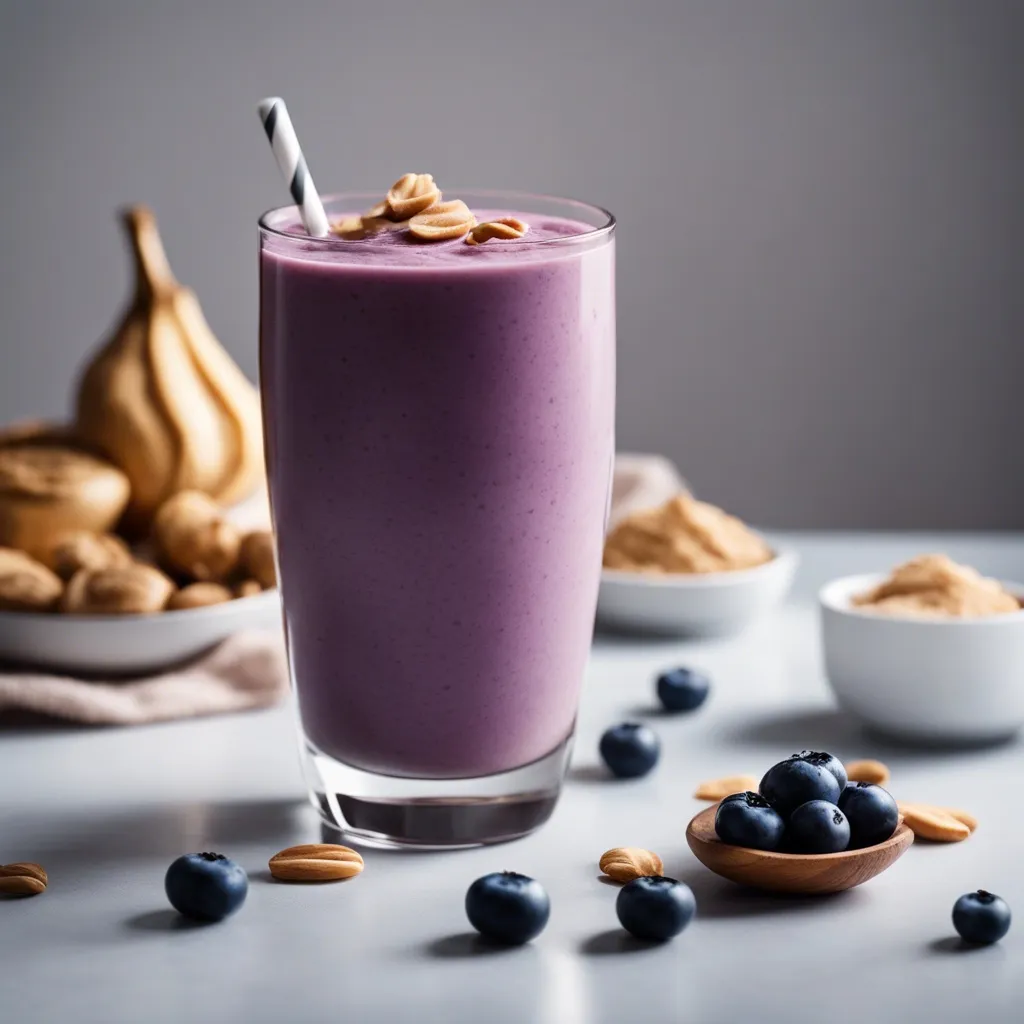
[0,487,280,675]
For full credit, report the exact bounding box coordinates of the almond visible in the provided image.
[466,217,530,245]
[693,774,759,801]
[846,759,891,785]
[386,173,441,220]
[598,847,663,882]
[269,843,364,882]
[897,803,971,842]
[0,862,47,897]
[409,200,476,242]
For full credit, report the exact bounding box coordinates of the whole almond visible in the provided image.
[598,847,663,882]
[897,803,971,842]
[0,862,47,896]
[466,217,530,245]
[846,759,891,785]
[269,844,364,882]
[386,173,441,220]
[409,200,476,242]
[693,774,759,801]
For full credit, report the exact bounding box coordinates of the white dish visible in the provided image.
[820,573,1024,744]
[596,549,798,638]
[0,590,281,675]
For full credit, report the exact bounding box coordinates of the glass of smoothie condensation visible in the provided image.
[259,191,615,847]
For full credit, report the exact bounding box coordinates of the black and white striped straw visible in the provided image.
[257,96,329,237]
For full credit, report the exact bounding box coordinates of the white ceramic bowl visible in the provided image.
[596,549,798,638]
[820,573,1024,744]
[0,590,281,675]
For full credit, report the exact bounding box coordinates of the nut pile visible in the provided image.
[331,173,530,246]
[0,488,276,615]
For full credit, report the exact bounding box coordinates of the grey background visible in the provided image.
[1,0,1022,528]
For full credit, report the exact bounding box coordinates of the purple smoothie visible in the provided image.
[260,203,615,779]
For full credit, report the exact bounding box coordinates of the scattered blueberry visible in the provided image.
[952,890,1012,945]
[165,852,248,922]
[655,667,710,713]
[599,722,660,779]
[714,791,787,851]
[786,800,850,854]
[465,871,550,945]
[616,876,696,942]
[760,753,842,817]
[838,782,899,848]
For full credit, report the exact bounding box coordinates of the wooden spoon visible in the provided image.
[686,804,914,895]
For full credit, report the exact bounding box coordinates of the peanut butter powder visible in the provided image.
[602,494,773,574]
[853,553,1021,618]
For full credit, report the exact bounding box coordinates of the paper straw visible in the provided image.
[257,97,329,237]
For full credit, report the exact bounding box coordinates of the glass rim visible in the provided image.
[258,188,616,248]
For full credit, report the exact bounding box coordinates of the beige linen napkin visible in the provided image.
[0,630,288,725]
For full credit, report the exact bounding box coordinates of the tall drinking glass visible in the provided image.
[259,191,615,847]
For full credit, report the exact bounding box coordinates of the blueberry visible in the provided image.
[465,871,550,945]
[952,890,1012,945]
[760,753,843,817]
[787,800,850,854]
[599,722,660,779]
[655,667,710,713]
[714,791,786,851]
[165,852,248,922]
[616,876,696,942]
[838,782,899,848]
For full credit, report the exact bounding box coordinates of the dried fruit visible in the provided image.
[0,445,130,559]
[268,844,365,882]
[166,582,233,610]
[0,548,64,612]
[239,530,277,590]
[235,579,263,599]
[466,217,529,245]
[897,803,972,842]
[693,774,759,801]
[46,531,133,581]
[598,847,664,882]
[409,200,476,242]
[152,490,241,582]
[0,862,47,897]
[846,759,891,785]
[385,173,441,219]
[62,562,175,615]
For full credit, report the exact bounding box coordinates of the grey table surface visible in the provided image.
[2,533,1023,1024]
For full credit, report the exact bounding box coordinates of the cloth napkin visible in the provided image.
[0,631,288,726]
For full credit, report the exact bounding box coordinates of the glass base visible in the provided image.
[300,734,574,850]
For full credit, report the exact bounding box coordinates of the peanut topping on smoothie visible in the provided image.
[852,554,1021,618]
[385,173,441,219]
[408,199,477,241]
[330,175,539,244]
[603,494,773,574]
[466,218,530,245]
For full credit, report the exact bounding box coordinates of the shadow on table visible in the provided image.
[724,707,1020,758]
[424,932,537,959]
[124,909,211,933]
[664,861,867,922]
[580,929,664,955]
[8,797,306,875]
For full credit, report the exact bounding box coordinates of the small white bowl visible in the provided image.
[596,549,798,638]
[0,590,281,676]
[820,573,1024,745]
